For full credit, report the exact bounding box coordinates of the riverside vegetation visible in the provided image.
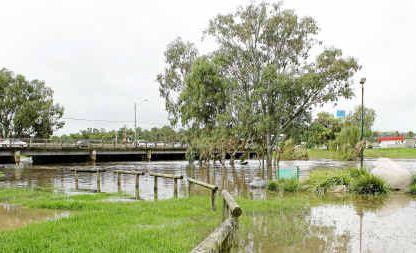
[0,188,315,253]
[268,168,390,195]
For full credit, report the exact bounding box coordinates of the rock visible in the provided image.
[371,158,412,190]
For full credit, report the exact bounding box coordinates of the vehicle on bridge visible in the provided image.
[0,139,28,148]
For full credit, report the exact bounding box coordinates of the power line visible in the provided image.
[62,117,134,124]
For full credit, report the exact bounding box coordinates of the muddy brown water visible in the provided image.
[0,203,70,231]
[0,159,416,251]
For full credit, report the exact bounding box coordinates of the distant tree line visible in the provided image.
[0,68,64,138]
[57,126,186,143]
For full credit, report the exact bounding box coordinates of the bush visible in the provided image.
[351,174,389,195]
[347,168,369,179]
[306,169,351,193]
[267,181,278,191]
[409,184,416,195]
[267,178,301,192]
[412,174,416,185]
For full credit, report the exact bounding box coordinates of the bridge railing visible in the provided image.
[0,138,188,150]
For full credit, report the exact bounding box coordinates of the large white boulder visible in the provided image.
[371,158,412,190]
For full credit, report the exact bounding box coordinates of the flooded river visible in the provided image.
[0,159,415,200]
[1,158,416,252]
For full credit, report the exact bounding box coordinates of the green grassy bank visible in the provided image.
[0,188,312,253]
[308,148,416,160]
[0,189,221,253]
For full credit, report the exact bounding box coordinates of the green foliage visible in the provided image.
[332,124,361,161]
[306,168,388,195]
[267,178,301,192]
[58,126,185,143]
[346,106,376,137]
[0,68,64,138]
[277,139,308,161]
[157,2,359,167]
[0,171,4,178]
[351,174,390,195]
[0,188,220,253]
[409,184,416,195]
[306,169,352,193]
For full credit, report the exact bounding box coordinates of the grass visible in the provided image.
[351,174,389,195]
[267,178,301,192]
[308,148,416,160]
[0,188,221,253]
[409,175,416,195]
[304,168,389,195]
[0,171,4,178]
[0,188,317,253]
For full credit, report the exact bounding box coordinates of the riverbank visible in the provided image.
[0,188,309,253]
[308,148,416,160]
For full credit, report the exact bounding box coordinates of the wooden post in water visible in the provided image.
[174,178,178,198]
[117,171,122,192]
[96,169,101,193]
[135,174,140,199]
[14,151,21,165]
[74,170,79,190]
[153,176,158,200]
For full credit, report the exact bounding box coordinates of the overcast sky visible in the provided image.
[0,0,415,134]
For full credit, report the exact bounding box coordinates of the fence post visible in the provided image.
[74,170,79,190]
[154,176,158,200]
[97,169,101,193]
[135,174,140,199]
[174,178,178,198]
[211,189,217,211]
[188,181,192,196]
[117,171,122,192]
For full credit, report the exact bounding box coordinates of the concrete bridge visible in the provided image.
[0,144,187,164]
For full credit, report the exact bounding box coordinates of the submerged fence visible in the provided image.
[191,189,242,253]
[70,168,242,252]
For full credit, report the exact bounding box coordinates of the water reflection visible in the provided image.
[1,159,416,201]
[0,203,70,231]
[232,194,416,253]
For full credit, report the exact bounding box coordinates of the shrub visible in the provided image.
[267,181,278,191]
[347,168,369,179]
[351,174,389,195]
[267,178,301,192]
[412,174,416,185]
[409,184,416,195]
[306,169,351,193]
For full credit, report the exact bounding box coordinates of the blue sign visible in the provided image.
[336,110,346,118]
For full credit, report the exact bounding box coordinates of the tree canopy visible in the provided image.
[0,68,64,138]
[157,2,360,167]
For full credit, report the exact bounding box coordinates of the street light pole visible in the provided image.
[134,99,148,146]
[134,102,137,145]
[360,77,366,169]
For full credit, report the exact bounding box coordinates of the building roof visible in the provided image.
[377,136,404,142]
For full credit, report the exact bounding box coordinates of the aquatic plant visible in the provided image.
[351,174,389,195]
[267,178,301,192]
[409,184,416,195]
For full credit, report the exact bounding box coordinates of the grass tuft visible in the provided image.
[267,178,301,192]
[350,174,389,195]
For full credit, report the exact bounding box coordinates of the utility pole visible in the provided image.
[360,77,366,169]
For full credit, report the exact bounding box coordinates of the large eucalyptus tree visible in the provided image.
[158,2,360,168]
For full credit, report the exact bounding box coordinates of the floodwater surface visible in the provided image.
[1,159,415,200]
[0,203,70,231]
[1,159,416,252]
[232,194,416,253]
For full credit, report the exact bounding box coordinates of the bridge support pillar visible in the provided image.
[14,151,21,164]
[147,150,152,162]
[90,150,97,163]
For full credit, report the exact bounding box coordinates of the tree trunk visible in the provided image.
[266,133,272,169]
